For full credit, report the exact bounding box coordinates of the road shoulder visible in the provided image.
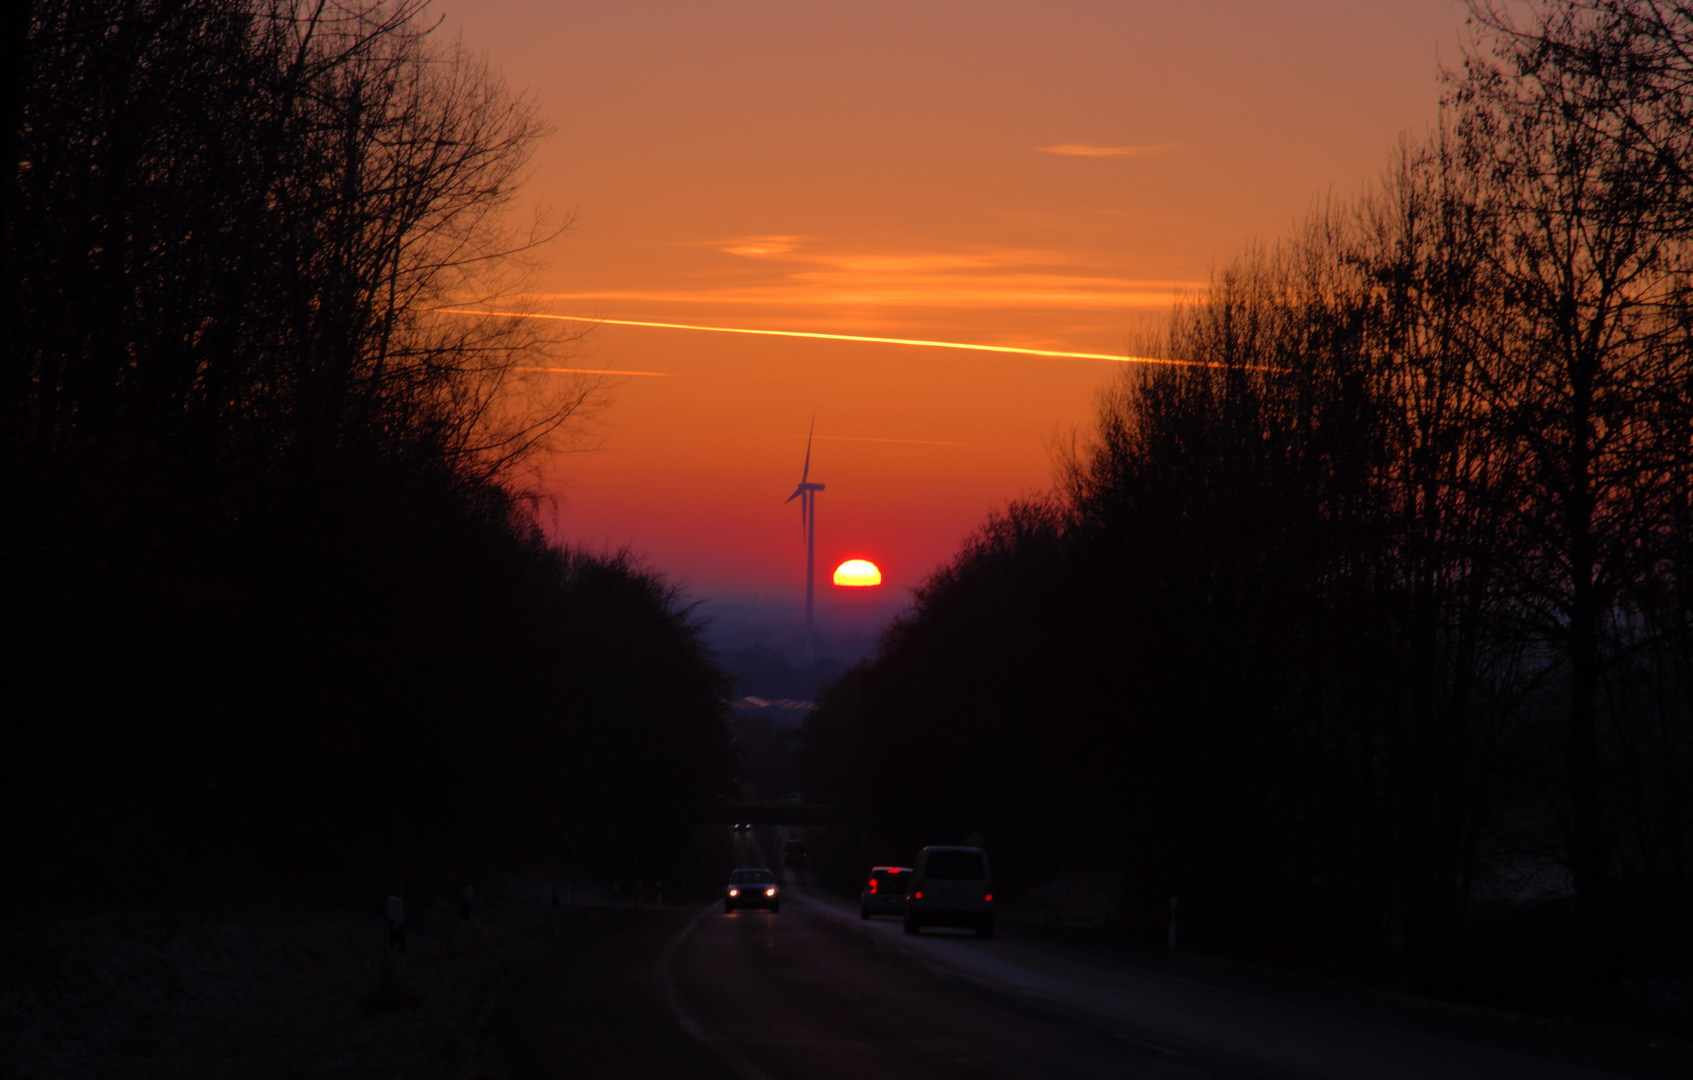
[785,886,1689,1080]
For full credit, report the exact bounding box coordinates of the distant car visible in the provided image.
[724,868,779,913]
[905,846,994,937]
[733,822,751,831]
[781,839,808,867]
[860,865,912,919]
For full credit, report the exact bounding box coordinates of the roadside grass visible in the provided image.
[0,884,628,1080]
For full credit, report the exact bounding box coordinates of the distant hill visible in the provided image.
[717,644,848,700]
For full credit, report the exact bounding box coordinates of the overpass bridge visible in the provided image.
[697,800,866,828]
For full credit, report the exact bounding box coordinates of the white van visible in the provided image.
[904,845,994,937]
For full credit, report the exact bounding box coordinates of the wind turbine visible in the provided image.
[785,417,825,665]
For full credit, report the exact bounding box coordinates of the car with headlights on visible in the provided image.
[904,846,994,937]
[860,865,912,919]
[724,868,780,913]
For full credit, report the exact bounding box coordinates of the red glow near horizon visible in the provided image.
[447,1,1463,596]
[833,559,882,587]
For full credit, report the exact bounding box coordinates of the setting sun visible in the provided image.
[833,559,882,587]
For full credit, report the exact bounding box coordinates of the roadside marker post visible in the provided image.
[385,895,408,986]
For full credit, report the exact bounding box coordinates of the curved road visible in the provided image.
[498,831,1671,1080]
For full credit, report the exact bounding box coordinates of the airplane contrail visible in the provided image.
[436,308,1217,368]
[511,365,671,377]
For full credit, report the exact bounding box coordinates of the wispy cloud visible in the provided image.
[534,276,1183,311]
[517,238,1200,355]
[533,242,1191,315]
[655,239,1198,313]
[1036,142,1184,158]
[719,237,1075,270]
[719,235,802,258]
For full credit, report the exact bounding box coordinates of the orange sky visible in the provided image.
[445,0,1469,603]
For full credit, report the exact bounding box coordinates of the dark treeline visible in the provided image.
[806,1,1693,1018]
[2,0,730,906]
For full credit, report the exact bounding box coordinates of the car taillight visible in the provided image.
[985,893,993,902]
[766,888,776,896]
[869,879,878,893]
[914,890,923,899]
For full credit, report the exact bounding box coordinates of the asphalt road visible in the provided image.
[497,830,1673,1080]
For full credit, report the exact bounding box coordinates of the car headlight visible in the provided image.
[766,887,776,896]
[728,888,739,896]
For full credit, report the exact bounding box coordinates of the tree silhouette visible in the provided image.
[805,4,1693,1016]
[2,1,728,905]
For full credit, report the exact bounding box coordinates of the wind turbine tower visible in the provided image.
[785,418,825,665]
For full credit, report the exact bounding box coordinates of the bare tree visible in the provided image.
[1454,2,1693,950]
[5,0,595,509]
[1348,129,1528,950]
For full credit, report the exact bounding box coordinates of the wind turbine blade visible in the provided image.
[800,414,815,484]
[784,485,804,504]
